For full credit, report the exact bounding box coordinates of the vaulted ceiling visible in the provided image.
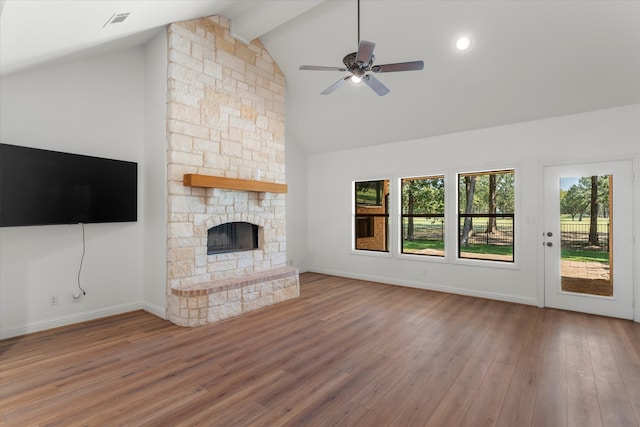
[2,1,639,154]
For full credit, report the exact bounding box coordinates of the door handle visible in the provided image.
[546,242,553,247]
[546,232,553,237]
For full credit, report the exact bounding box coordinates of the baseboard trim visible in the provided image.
[308,268,539,307]
[0,270,545,340]
[294,265,310,274]
[141,301,166,319]
[1,302,144,340]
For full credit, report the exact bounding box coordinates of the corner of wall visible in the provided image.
[142,28,169,316]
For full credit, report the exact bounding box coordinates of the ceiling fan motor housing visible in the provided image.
[343,52,374,71]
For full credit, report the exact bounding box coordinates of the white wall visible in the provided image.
[306,105,640,319]
[142,29,168,317]
[0,48,147,338]
[1,39,636,337]
[285,132,309,271]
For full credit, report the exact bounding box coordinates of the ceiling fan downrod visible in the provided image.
[357,0,360,46]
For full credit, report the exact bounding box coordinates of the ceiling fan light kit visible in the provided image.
[299,0,424,96]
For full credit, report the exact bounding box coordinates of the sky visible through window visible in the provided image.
[560,177,580,190]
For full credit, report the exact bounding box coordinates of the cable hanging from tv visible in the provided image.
[77,223,87,297]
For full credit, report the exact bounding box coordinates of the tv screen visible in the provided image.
[0,143,137,227]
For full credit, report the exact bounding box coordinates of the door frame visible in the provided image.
[538,155,639,322]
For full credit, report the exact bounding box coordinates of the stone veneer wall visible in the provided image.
[166,16,297,326]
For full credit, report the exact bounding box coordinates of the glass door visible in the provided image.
[544,161,633,319]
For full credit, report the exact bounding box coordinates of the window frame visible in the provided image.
[455,168,518,266]
[398,174,447,260]
[352,178,391,255]
[350,168,519,269]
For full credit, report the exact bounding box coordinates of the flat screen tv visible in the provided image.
[0,143,137,227]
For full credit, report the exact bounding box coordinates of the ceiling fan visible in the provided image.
[299,0,424,96]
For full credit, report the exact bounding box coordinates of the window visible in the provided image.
[458,170,515,262]
[354,180,389,252]
[401,175,445,256]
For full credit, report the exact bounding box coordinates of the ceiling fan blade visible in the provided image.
[299,65,348,72]
[320,76,351,95]
[363,74,390,96]
[372,60,424,73]
[355,40,376,65]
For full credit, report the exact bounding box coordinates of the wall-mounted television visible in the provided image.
[0,143,137,227]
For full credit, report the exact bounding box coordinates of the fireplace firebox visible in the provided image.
[207,222,259,255]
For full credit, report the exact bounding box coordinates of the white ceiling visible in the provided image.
[2,1,639,154]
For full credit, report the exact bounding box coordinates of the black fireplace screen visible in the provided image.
[207,222,259,255]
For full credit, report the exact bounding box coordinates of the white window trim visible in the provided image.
[396,173,449,263]
[350,168,521,270]
[451,166,521,270]
[351,177,392,255]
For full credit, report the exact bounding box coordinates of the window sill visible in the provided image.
[397,252,448,263]
[453,257,520,270]
[351,249,392,258]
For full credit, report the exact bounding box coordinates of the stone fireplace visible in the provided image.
[165,16,299,326]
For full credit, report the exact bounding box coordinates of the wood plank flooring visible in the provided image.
[1,272,639,426]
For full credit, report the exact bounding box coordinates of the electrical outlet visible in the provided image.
[49,295,58,306]
[72,290,82,302]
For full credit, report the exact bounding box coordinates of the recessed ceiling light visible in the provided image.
[455,36,472,51]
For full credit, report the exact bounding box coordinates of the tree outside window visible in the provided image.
[560,176,609,247]
[458,170,515,262]
[401,176,445,256]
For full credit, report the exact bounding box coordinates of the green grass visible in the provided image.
[402,239,513,256]
[460,244,513,256]
[403,240,444,251]
[356,188,381,206]
[404,239,608,263]
[405,217,609,262]
[561,249,609,263]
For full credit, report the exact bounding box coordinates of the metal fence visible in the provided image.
[454,217,513,247]
[561,223,609,251]
[403,217,517,246]
[464,222,514,246]
[402,218,444,242]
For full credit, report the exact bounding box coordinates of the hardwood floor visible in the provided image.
[1,272,639,426]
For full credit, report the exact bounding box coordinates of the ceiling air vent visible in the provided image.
[103,13,130,28]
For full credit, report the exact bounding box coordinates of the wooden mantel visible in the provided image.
[183,174,288,193]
